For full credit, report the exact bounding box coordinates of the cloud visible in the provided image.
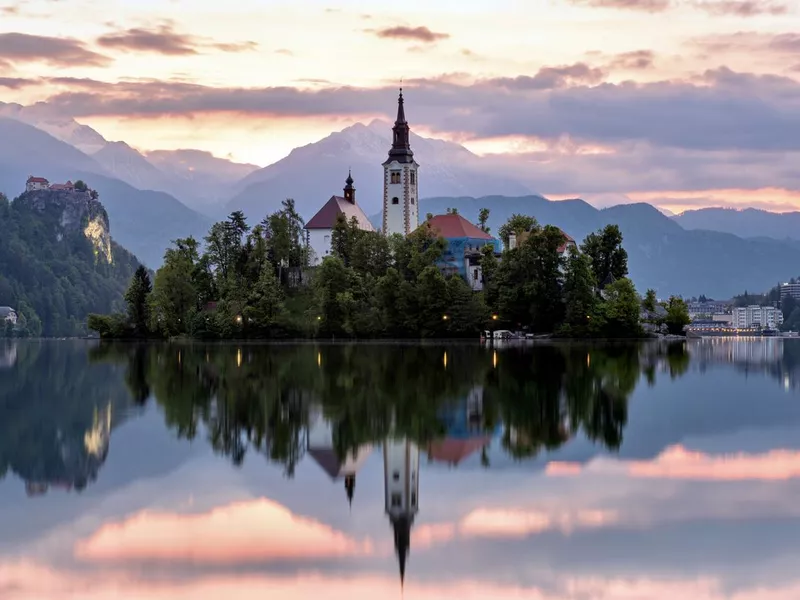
[489,63,607,90]
[547,445,800,480]
[694,0,789,15]
[96,23,257,55]
[606,50,655,70]
[74,499,374,564]
[567,0,671,12]
[371,26,450,43]
[0,33,110,67]
[0,77,34,89]
[28,67,800,156]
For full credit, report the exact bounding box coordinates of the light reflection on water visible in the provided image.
[1,338,800,599]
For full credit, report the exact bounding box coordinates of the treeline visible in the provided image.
[0,191,139,338]
[90,202,680,339]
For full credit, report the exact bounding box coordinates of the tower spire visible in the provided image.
[343,169,355,203]
[387,89,413,163]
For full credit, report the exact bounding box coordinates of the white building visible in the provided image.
[304,172,374,266]
[781,282,800,300]
[0,306,17,325]
[306,406,372,506]
[25,176,49,191]
[733,305,783,329]
[384,436,419,586]
[382,89,419,237]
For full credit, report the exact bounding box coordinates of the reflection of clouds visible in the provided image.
[4,560,800,600]
[547,445,800,481]
[75,499,374,564]
[460,508,618,538]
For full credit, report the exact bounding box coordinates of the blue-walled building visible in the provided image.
[418,213,501,291]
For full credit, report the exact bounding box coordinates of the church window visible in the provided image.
[391,493,402,507]
[410,197,415,205]
[410,171,416,185]
[392,197,399,205]
[411,493,416,506]
[473,268,479,281]
[393,471,400,481]
[390,171,401,184]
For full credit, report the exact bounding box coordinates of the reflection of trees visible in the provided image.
[94,341,690,472]
[0,341,132,493]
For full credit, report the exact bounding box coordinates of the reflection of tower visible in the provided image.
[383,437,419,586]
[306,406,372,507]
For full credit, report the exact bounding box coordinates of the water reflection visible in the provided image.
[5,338,800,599]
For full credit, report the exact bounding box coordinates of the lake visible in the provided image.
[1,338,800,599]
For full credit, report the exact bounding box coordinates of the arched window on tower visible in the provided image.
[392,197,399,205]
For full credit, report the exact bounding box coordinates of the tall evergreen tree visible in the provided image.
[124,265,152,336]
[581,225,628,289]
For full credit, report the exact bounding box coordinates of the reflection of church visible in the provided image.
[305,386,501,586]
[384,436,419,586]
[306,406,373,506]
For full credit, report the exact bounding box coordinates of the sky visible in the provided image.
[1,0,800,211]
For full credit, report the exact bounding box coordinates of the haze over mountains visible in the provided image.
[1,101,800,297]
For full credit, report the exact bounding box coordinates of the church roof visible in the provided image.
[427,436,491,465]
[305,195,375,231]
[307,445,373,479]
[420,213,494,241]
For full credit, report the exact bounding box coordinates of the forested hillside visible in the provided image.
[0,190,140,337]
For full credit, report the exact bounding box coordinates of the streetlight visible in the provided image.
[442,315,449,321]
[492,314,498,321]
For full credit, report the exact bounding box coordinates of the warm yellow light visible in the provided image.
[587,353,591,367]
[493,351,498,368]
[443,351,448,369]
[443,315,449,321]
[235,315,243,325]
[317,352,322,367]
[492,314,498,321]
[236,348,242,368]
[317,316,322,321]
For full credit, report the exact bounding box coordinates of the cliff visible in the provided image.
[18,189,113,263]
[0,190,140,337]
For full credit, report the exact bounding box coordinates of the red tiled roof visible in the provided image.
[27,176,48,183]
[305,195,375,231]
[558,231,577,254]
[419,214,493,240]
[49,183,74,191]
[427,436,492,465]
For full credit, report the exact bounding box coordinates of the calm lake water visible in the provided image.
[2,338,800,599]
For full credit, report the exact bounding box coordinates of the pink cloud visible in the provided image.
[546,445,800,481]
[460,508,618,538]
[74,499,374,564]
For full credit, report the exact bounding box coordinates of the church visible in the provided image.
[304,90,419,264]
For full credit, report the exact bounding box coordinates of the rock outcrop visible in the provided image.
[18,189,113,263]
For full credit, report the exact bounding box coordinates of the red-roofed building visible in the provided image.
[26,176,49,192]
[416,213,500,290]
[305,172,375,266]
[49,180,75,192]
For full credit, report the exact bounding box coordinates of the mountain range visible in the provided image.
[1,101,800,297]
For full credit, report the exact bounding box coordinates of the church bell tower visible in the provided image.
[382,89,419,236]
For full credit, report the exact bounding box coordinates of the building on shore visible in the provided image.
[734,305,783,329]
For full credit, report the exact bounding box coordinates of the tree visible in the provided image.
[124,265,152,336]
[244,264,285,330]
[562,251,597,336]
[446,207,459,215]
[597,278,641,337]
[498,214,537,248]
[478,208,491,233]
[643,289,658,312]
[74,180,88,192]
[581,225,628,289]
[664,296,691,335]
